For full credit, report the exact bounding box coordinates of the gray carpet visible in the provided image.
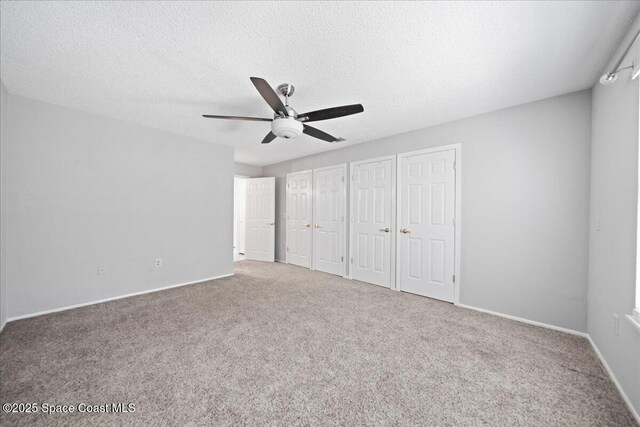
[0,260,636,426]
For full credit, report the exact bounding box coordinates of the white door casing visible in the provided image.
[313,164,346,276]
[350,157,396,288]
[286,170,313,268]
[245,177,275,262]
[398,148,457,302]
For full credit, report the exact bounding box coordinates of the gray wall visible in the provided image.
[234,162,262,177]
[5,94,234,318]
[588,16,640,414]
[0,80,8,329]
[264,90,592,332]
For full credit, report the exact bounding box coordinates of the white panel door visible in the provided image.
[350,158,395,288]
[313,165,345,276]
[234,177,247,255]
[286,170,313,268]
[245,177,275,262]
[398,149,456,301]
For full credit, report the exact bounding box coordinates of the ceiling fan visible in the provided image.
[203,77,364,144]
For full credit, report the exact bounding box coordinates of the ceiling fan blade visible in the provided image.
[261,131,277,144]
[298,104,363,122]
[250,77,288,117]
[303,125,340,143]
[202,114,272,122]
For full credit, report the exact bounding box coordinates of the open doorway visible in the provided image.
[234,176,276,263]
[233,176,247,262]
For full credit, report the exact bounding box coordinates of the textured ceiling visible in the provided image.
[1,1,639,166]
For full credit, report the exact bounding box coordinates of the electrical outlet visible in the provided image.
[613,314,620,336]
[98,265,106,275]
[155,259,162,268]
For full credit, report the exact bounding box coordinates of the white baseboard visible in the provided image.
[6,273,234,323]
[587,336,640,424]
[456,303,588,337]
[457,302,638,423]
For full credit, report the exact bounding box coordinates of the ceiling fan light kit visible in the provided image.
[272,116,303,139]
[202,77,364,144]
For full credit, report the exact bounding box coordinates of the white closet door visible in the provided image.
[313,165,346,276]
[350,157,395,288]
[398,149,456,301]
[286,170,313,268]
[245,177,275,262]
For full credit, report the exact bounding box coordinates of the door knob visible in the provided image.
[400,228,411,234]
[268,222,274,226]
[314,224,321,228]
[304,224,311,228]
[379,227,390,233]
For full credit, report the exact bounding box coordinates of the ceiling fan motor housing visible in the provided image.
[272,117,303,139]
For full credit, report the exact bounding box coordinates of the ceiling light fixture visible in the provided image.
[599,29,640,85]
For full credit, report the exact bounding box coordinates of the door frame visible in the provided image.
[285,169,313,267]
[312,163,347,277]
[348,155,397,289]
[396,144,461,304]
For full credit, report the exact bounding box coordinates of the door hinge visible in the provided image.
[453,161,457,170]
[452,274,455,283]
[453,218,456,227]
[286,246,289,252]
[341,256,344,262]
[350,257,353,264]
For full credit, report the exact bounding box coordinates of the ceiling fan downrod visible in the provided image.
[277,83,295,108]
